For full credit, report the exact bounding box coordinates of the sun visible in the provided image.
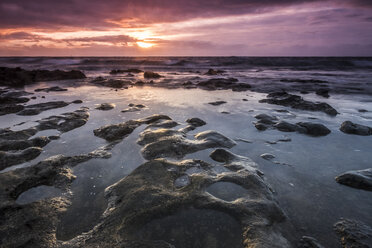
[137,41,154,48]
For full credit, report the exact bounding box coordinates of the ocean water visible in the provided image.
[1,57,372,247]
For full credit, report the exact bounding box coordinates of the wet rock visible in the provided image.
[0,136,50,151]
[137,129,182,146]
[205,69,225,75]
[296,122,331,137]
[0,147,43,170]
[144,71,162,79]
[35,86,68,92]
[255,114,278,124]
[122,103,146,113]
[0,104,24,115]
[90,77,132,88]
[298,236,325,248]
[340,121,372,136]
[0,67,86,86]
[110,69,143,74]
[335,168,372,191]
[17,101,70,116]
[62,149,289,248]
[315,89,330,98]
[259,92,338,116]
[36,107,90,133]
[197,78,250,91]
[95,103,115,111]
[358,109,368,113]
[0,127,38,140]
[186,117,206,127]
[0,147,112,247]
[274,121,302,132]
[140,130,236,160]
[208,101,227,106]
[94,114,171,142]
[260,153,276,161]
[253,113,331,136]
[334,219,372,248]
[146,119,179,129]
[72,100,83,104]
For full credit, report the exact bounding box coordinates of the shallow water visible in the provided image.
[1,58,372,247]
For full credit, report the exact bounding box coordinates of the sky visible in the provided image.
[0,0,372,56]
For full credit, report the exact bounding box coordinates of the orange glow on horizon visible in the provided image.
[136,41,154,48]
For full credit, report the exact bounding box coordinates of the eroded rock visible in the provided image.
[340,121,372,136]
[90,77,132,88]
[144,71,162,79]
[0,67,86,86]
[35,86,68,93]
[0,147,43,170]
[259,92,338,116]
[95,103,115,111]
[110,69,143,74]
[334,219,372,248]
[335,168,372,191]
[94,114,171,142]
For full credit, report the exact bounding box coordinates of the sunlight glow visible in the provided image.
[136,41,154,48]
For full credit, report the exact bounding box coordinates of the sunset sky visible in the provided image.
[0,0,372,56]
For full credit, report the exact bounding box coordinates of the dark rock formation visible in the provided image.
[315,89,330,98]
[121,103,146,113]
[0,67,86,87]
[334,219,372,248]
[254,114,331,137]
[259,92,338,116]
[340,121,372,136]
[205,69,225,75]
[61,149,290,248]
[208,101,227,106]
[144,71,162,79]
[186,117,206,127]
[94,114,171,142]
[110,69,143,74]
[335,168,372,191]
[0,147,43,170]
[197,78,251,91]
[35,86,68,93]
[95,103,115,111]
[90,77,132,88]
[17,101,70,116]
[139,129,236,160]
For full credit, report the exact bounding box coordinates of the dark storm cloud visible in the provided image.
[0,0,324,29]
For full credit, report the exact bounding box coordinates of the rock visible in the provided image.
[274,121,302,132]
[90,77,132,88]
[242,98,248,101]
[72,100,83,104]
[334,219,372,248]
[61,150,289,247]
[0,136,50,151]
[0,67,86,86]
[205,69,225,75]
[94,115,171,142]
[358,109,368,113]
[186,118,206,127]
[140,130,236,160]
[36,107,90,133]
[0,147,43,170]
[340,121,372,136]
[298,236,325,248]
[122,104,146,113]
[110,69,143,74]
[95,103,115,111]
[197,78,250,91]
[0,127,38,140]
[144,71,162,79]
[253,113,331,136]
[34,86,68,92]
[208,101,227,106]
[137,129,182,146]
[259,92,338,116]
[335,168,372,191]
[296,122,331,137]
[0,104,24,116]
[255,114,278,124]
[260,153,276,160]
[17,101,70,116]
[146,120,179,129]
[0,146,113,247]
[315,89,330,98]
